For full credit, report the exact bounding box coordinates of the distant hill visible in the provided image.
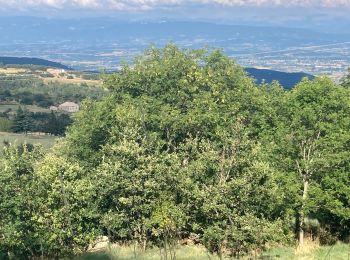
[0,57,71,70]
[245,68,314,89]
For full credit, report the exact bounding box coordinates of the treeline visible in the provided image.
[0,73,105,107]
[0,57,70,70]
[0,90,55,108]
[0,107,72,136]
[0,45,349,259]
[0,63,58,71]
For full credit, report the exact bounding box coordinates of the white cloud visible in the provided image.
[206,0,350,7]
[0,0,349,10]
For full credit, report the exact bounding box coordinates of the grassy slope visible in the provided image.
[262,243,350,260]
[0,104,51,113]
[78,245,218,260]
[77,243,350,260]
[0,132,57,152]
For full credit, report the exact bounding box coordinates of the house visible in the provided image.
[58,101,79,113]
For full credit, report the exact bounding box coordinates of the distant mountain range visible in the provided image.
[0,56,314,89]
[0,57,71,70]
[0,17,348,43]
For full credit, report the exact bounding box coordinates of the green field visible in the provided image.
[78,245,218,260]
[0,103,51,113]
[78,243,350,260]
[263,243,350,260]
[0,132,57,152]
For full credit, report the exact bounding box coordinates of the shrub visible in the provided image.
[319,228,338,245]
[0,117,12,132]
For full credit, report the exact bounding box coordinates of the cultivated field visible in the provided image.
[43,68,102,86]
[0,66,102,86]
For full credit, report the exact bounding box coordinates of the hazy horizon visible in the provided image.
[0,0,350,33]
[1,1,350,76]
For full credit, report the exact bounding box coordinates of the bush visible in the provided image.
[82,73,100,80]
[40,72,55,78]
[37,99,54,108]
[0,117,12,132]
[319,228,338,245]
[21,96,34,105]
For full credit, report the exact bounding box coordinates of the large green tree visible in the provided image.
[11,107,33,134]
[0,145,43,258]
[62,45,286,256]
[269,77,350,247]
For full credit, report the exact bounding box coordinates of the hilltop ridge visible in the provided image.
[0,57,71,70]
[245,68,314,89]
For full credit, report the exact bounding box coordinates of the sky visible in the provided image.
[0,0,349,31]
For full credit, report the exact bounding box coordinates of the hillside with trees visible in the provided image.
[245,68,314,89]
[0,65,106,138]
[0,45,349,259]
[0,57,70,70]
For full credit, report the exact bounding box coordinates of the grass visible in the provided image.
[0,103,51,113]
[0,132,57,153]
[76,243,350,260]
[25,104,51,113]
[77,245,218,260]
[0,104,22,113]
[262,242,350,260]
[314,243,350,260]
[0,67,27,74]
[43,68,102,86]
[42,77,101,86]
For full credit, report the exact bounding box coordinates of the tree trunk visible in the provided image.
[298,179,309,248]
[164,235,168,260]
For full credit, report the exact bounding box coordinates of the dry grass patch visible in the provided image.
[0,68,28,74]
[43,68,102,86]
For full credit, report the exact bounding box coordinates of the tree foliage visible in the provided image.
[0,45,349,258]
